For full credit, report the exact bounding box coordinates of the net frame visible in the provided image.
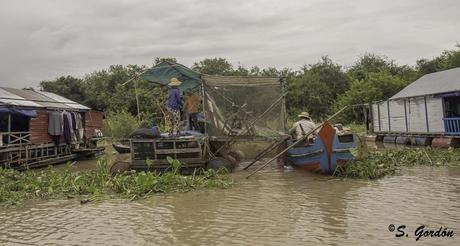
[201,75,287,138]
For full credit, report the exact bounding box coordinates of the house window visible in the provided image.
[0,113,30,145]
[10,114,30,132]
[444,96,460,118]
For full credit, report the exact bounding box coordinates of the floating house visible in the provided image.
[0,87,104,168]
[370,67,460,147]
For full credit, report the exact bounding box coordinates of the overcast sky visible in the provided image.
[0,0,459,88]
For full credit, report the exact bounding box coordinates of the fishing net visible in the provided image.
[202,75,286,137]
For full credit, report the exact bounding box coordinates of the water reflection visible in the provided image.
[0,166,459,245]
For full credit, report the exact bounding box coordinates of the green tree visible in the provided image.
[40,76,86,103]
[154,57,177,65]
[333,71,408,122]
[348,53,418,83]
[286,57,349,119]
[416,49,460,76]
[192,57,233,75]
[287,73,333,120]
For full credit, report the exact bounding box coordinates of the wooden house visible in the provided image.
[370,67,460,147]
[0,87,104,168]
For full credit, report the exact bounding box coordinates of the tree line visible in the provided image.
[39,48,460,123]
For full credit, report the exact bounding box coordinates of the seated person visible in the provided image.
[289,111,317,143]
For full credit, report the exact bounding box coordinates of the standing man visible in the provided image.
[167,78,182,136]
[183,89,201,131]
[289,111,317,142]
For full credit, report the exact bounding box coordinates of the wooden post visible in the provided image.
[404,99,408,132]
[281,78,288,133]
[134,80,141,121]
[363,105,368,134]
[424,96,430,132]
[201,78,207,136]
[387,100,391,132]
[7,113,11,145]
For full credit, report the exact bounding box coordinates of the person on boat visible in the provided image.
[167,78,183,136]
[183,89,201,131]
[289,111,317,142]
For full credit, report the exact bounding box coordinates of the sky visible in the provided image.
[0,0,459,88]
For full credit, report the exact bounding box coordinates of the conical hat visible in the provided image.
[298,111,311,119]
[168,77,182,86]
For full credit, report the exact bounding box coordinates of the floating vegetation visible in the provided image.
[334,148,460,179]
[0,156,233,206]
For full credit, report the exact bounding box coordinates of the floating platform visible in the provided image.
[0,143,105,170]
[431,138,460,148]
[129,136,208,173]
[371,133,459,148]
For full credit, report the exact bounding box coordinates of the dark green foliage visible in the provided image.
[416,50,460,76]
[37,48,460,125]
[333,71,407,122]
[334,148,460,179]
[154,57,177,65]
[102,111,140,139]
[40,75,86,103]
[0,156,233,206]
[192,57,233,75]
[287,57,350,119]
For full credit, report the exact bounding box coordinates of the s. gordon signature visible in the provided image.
[388,224,454,241]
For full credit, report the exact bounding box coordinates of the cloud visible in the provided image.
[0,0,459,88]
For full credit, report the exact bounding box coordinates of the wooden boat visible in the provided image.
[112,140,131,154]
[286,121,357,174]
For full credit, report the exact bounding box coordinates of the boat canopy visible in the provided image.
[142,61,202,91]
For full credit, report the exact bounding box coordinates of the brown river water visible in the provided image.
[1,162,459,245]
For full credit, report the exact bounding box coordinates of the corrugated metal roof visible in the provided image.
[0,87,42,107]
[35,91,90,110]
[202,75,281,87]
[391,67,460,99]
[0,87,90,110]
[1,87,69,108]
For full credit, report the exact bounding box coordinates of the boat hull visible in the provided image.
[286,122,357,175]
[112,143,131,154]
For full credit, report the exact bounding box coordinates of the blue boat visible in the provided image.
[286,121,358,174]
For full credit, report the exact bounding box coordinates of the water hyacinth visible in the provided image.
[0,156,233,206]
[334,148,460,179]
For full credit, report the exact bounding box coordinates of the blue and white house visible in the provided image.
[371,67,460,136]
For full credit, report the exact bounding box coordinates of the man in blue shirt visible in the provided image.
[167,78,183,136]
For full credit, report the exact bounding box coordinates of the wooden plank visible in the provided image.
[154,148,202,154]
[131,159,205,167]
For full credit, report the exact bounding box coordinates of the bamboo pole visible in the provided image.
[242,137,288,170]
[212,93,287,155]
[134,80,141,121]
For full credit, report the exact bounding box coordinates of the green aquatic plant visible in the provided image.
[334,148,460,179]
[0,156,233,206]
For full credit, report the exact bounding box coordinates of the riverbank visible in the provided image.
[0,156,233,207]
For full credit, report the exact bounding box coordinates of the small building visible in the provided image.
[0,87,104,168]
[370,67,460,145]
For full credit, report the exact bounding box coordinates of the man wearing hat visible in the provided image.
[167,78,183,136]
[289,111,317,141]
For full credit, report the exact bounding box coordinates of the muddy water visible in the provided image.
[1,166,459,245]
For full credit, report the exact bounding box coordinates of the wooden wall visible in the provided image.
[30,110,52,144]
[372,96,444,134]
[388,100,406,132]
[425,97,444,132]
[85,110,103,138]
